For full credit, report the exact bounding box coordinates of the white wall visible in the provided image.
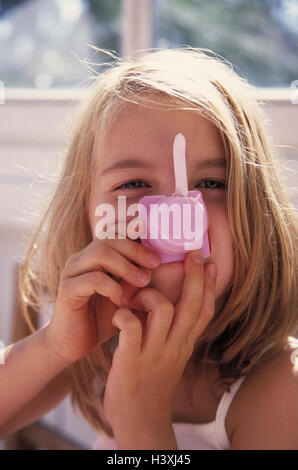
[0,88,297,449]
[0,89,97,449]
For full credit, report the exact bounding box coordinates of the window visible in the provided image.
[2,0,297,89]
[154,0,298,87]
[0,0,121,88]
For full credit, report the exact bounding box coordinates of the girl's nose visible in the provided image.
[159,182,182,197]
[156,174,177,196]
[159,187,175,197]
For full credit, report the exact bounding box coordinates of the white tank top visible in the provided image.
[91,375,246,450]
[91,337,298,450]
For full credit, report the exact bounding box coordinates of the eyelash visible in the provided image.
[114,179,226,191]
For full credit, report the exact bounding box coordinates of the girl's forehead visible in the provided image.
[99,103,224,154]
[93,107,226,181]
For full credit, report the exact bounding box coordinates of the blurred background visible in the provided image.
[1,0,298,87]
[0,0,297,450]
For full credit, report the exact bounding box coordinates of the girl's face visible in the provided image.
[89,102,234,315]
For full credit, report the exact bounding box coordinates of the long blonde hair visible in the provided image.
[19,47,298,436]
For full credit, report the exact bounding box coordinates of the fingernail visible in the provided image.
[207,263,217,277]
[191,251,203,264]
[148,252,160,266]
[137,270,151,283]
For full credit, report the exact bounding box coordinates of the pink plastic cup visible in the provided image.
[137,133,211,263]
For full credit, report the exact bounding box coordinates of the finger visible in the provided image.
[167,250,204,345]
[93,280,142,347]
[119,278,141,306]
[117,280,148,330]
[63,238,161,288]
[60,270,125,308]
[93,294,119,344]
[66,244,154,288]
[128,288,174,352]
[112,308,143,360]
[189,263,217,343]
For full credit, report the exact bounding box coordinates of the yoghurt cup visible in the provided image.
[138,133,211,263]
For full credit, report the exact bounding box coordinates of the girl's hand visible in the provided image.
[103,250,217,441]
[44,236,161,364]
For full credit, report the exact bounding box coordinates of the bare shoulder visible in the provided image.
[228,338,298,450]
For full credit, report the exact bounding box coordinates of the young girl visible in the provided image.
[1,47,298,450]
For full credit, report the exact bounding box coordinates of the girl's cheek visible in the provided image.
[149,261,185,306]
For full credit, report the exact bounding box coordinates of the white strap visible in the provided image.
[215,376,246,449]
[290,348,298,366]
[173,133,188,197]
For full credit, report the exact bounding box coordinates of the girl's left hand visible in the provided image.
[103,250,217,439]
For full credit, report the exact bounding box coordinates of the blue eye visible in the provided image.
[114,179,226,191]
[196,180,226,190]
[115,180,148,190]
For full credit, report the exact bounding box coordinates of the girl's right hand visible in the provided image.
[44,236,161,364]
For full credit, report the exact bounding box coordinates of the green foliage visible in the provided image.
[87,0,121,24]
[155,0,298,86]
[86,0,121,56]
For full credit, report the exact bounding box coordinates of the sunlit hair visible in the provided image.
[19,47,298,437]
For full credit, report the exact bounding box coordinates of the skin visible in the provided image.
[87,102,235,431]
[51,100,298,449]
[103,249,217,449]
[88,102,234,315]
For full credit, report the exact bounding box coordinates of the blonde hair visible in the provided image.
[19,47,298,436]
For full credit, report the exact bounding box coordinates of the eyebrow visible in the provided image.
[100,157,226,175]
